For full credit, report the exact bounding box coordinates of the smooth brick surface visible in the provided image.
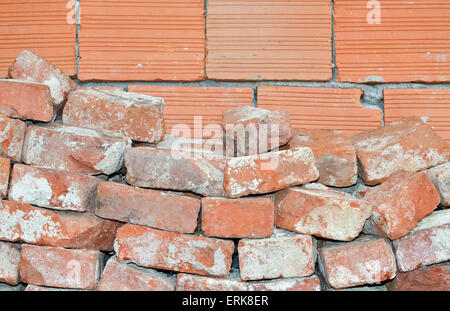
[257,86,382,136]
[0,200,122,251]
[201,197,274,238]
[206,0,332,80]
[63,89,165,143]
[129,85,253,139]
[335,0,450,83]
[384,88,450,142]
[79,0,205,81]
[247,275,321,291]
[0,115,26,162]
[0,241,20,285]
[238,230,316,281]
[0,158,10,198]
[318,235,397,289]
[0,0,76,77]
[20,244,103,290]
[115,224,235,277]
[176,273,247,291]
[97,257,175,291]
[96,182,200,233]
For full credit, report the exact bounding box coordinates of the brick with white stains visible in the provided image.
[0,158,10,198]
[425,162,450,207]
[247,275,321,291]
[176,272,247,291]
[0,115,27,162]
[0,241,20,285]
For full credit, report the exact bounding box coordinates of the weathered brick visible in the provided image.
[221,106,293,156]
[157,135,230,159]
[176,273,247,291]
[0,158,10,198]
[9,164,101,212]
[274,185,371,241]
[96,182,200,234]
[287,129,357,187]
[115,224,234,277]
[0,241,20,285]
[25,285,85,291]
[125,147,224,197]
[0,115,26,162]
[386,263,450,291]
[318,235,397,289]
[22,124,129,175]
[425,162,450,207]
[238,229,316,281]
[393,210,450,272]
[8,50,76,109]
[224,147,319,198]
[97,257,175,291]
[20,244,103,290]
[63,89,164,143]
[0,79,53,122]
[0,200,122,251]
[351,117,450,185]
[247,275,321,291]
[362,171,440,240]
[201,197,274,238]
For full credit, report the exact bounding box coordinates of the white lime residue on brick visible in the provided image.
[23,129,46,164]
[57,185,82,211]
[9,172,52,207]
[94,141,126,175]
[43,75,64,105]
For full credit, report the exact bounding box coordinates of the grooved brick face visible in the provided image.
[206,0,332,81]
[334,0,450,83]
[128,85,253,139]
[0,0,76,77]
[257,86,382,136]
[384,89,450,142]
[78,0,205,81]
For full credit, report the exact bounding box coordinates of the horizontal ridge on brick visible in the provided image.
[63,89,165,143]
[96,181,200,234]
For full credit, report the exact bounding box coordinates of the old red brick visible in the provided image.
[97,257,175,291]
[156,135,231,159]
[24,285,84,291]
[20,244,103,290]
[125,147,225,197]
[0,79,53,121]
[393,210,450,272]
[8,50,77,109]
[221,106,293,156]
[22,124,129,175]
[238,230,316,281]
[201,197,274,238]
[115,224,234,277]
[386,263,450,291]
[224,147,319,198]
[0,241,20,286]
[0,158,10,198]
[247,275,321,291]
[0,115,26,162]
[63,89,165,143]
[287,129,357,187]
[274,185,371,241]
[426,162,450,207]
[0,200,122,251]
[96,182,200,234]
[318,235,397,289]
[351,117,450,185]
[9,164,101,212]
[362,171,440,240]
[176,273,247,291]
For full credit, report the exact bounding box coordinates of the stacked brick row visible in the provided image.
[0,51,449,291]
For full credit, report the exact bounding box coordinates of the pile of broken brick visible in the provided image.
[0,50,449,292]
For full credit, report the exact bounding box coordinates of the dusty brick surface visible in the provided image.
[0,241,20,285]
[96,182,200,234]
[20,244,103,290]
[0,158,10,198]
[425,162,450,207]
[22,124,129,175]
[0,115,27,162]
[9,164,101,212]
[0,200,122,251]
[287,129,357,187]
[362,171,440,240]
[393,210,450,272]
[318,235,397,289]
[386,263,450,291]
[201,197,274,238]
[97,257,175,291]
[176,273,247,291]
[115,224,234,277]
[224,147,319,198]
[238,230,316,281]
[275,185,371,241]
[351,117,450,185]
[247,275,321,291]
[63,89,165,143]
